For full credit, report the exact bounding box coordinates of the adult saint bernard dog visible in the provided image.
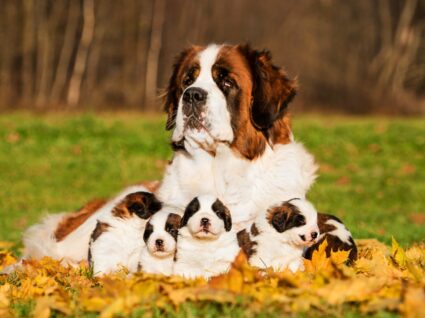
[22,44,317,263]
[157,43,317,230]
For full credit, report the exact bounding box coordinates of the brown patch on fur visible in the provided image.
[54,199,107,242]
[250,223,260,236]
[237,229,257,258]
[270,114,292,145]
[266,201,305,233]
[218,45,295,160]
[137,262,143,272]
[317,213,338,233]
[165,213,182,241]
[137,180,161,193]
[91,221,110,242]
[164,46,202,130]
[112,191,162,219]
[216,46,267,160]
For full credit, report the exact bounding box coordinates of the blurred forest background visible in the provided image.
[0,0,424,114]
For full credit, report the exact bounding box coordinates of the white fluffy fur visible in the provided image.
[139,207,183,276]
[89,215,147,276]
[23,185,149,265]
[248,199,319,272]
[158,141,317,232]
[173,195,240,279]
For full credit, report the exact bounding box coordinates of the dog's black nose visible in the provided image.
[201,218,210,227]
[183,87,207,105]
[311,232,318,240]
[299,234,306,241]
[155,239,164,247]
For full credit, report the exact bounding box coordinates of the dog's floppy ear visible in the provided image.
[164,47,197,131]
[238,45,297,131]
[269,209,289,233]
[212,199,232,232]
[127,192,162,219]
[181,197,200,227]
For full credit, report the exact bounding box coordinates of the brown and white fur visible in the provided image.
[23,185,154,265]
[238,198,319,272]
[173,195,240,279]
[88,191,162,275]
[157,44,317,231]
[304,213,357,264]
[138,207,182,275]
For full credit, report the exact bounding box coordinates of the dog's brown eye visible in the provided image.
[223,79,232,88]
[183,77,193,87]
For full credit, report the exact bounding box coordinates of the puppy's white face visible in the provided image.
[172,45,234,151]
[143,210,181,258]
[181,195,232,240]
[267,199,319,247]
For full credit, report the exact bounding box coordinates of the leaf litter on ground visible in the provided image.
[0,238,424,317]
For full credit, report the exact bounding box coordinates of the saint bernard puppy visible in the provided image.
[138,207,182,275]
[237,198,319,272]
[304,213,357,264]
[88,191,162,275]
[174,195,240,279]
[23,185,158,265]
[157,43,318,231]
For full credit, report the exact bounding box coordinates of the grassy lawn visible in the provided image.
[0,112,424,245]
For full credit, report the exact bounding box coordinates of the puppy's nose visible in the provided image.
[299,234,306,241]
[200,218,210,227]
[183,87,207,105]
[155,239,164,247]
[311,231,318,240]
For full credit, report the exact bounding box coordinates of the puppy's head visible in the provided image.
[181,195,232,240]
[112,191,162,219]
[266,198,319,247]
[143,209,182,258]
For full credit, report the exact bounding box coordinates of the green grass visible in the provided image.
[0,113,424,246]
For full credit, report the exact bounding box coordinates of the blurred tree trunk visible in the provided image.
[144,0,166,110]
[35,0,52,108]
[67,0,95,106]
[21,0,36,104]
[371,0,421,96]
[50,0,79,105]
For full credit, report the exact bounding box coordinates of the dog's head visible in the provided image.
[112,191,163,219]
[180,195,232,240]
[266,198,319,247]
[143,209,182,258]
[164,44,296,159]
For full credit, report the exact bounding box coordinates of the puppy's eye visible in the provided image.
[294,215,306,226]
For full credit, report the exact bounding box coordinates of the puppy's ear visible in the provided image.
[212,199,232,232]
[238,45,296,131]
[127,192,162,219]
[165,213,182,240]
[164,47,197,130]
[181,197,200,228]
[269,209,289,233]
[143,222,154,244]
